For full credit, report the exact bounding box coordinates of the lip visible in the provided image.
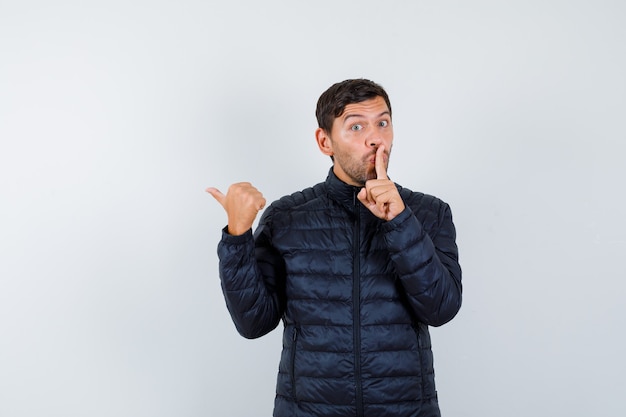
[367,153,387,164]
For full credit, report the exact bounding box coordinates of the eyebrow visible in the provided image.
[342,111,391,123]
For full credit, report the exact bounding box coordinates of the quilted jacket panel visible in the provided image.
[217,169,462,417]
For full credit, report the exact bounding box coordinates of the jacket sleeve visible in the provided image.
[216,209,286,339]
[381,202,462,327]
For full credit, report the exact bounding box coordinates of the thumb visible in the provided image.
[205,187,226,207]
[356,187,370,205]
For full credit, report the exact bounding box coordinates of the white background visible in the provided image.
[1,1,624,416]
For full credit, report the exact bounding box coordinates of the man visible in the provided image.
[206,79,462,417]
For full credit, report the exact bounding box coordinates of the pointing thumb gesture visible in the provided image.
[205,187,226,207]
[206,182,266,235]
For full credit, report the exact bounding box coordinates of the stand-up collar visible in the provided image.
[324,167,362,212]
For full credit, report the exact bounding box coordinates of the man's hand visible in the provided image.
[357,145,405,221]
[206,182,266,235]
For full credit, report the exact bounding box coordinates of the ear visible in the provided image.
[315,128,334,157]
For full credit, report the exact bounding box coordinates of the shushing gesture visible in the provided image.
[206,182,266,236]
[357,145,405,221]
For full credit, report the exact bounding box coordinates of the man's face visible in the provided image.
[317,96,393,186]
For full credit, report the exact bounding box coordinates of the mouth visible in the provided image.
[367,152,387,164]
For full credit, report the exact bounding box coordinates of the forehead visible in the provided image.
[338,96,390,120]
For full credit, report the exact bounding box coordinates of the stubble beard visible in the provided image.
[334,150,389,186]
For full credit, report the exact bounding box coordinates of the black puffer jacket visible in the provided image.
[217,169,462,417]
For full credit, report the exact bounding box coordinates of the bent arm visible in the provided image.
[217,218,285,338]
[383,203,462,327]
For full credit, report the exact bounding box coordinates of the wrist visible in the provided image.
[227,222,251,236]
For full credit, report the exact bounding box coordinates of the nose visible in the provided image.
[367,133,382,148]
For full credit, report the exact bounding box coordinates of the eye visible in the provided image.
[379,120,389,127]
[351,124,363,131]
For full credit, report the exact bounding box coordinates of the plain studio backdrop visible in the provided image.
[1,1,624,416]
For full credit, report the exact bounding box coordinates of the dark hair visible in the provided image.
[315,78,392,132]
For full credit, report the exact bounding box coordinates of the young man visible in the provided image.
[207,79,462,417]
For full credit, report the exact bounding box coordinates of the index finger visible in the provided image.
[375,145,388,180]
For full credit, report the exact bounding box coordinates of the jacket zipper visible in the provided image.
[291,327,299,400]
[353,191,364,416]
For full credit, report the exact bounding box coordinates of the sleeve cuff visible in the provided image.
[379,207,414,233]
[220,226,253,244]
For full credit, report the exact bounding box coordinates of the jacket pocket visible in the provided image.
[412,324,427,401]
[290,327,299,400]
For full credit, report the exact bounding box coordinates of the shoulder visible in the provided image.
[397,184,449,211]
[396,183,453,230]
[255,181,331,239]
[270,181,328,212]
[259,181,329,226]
